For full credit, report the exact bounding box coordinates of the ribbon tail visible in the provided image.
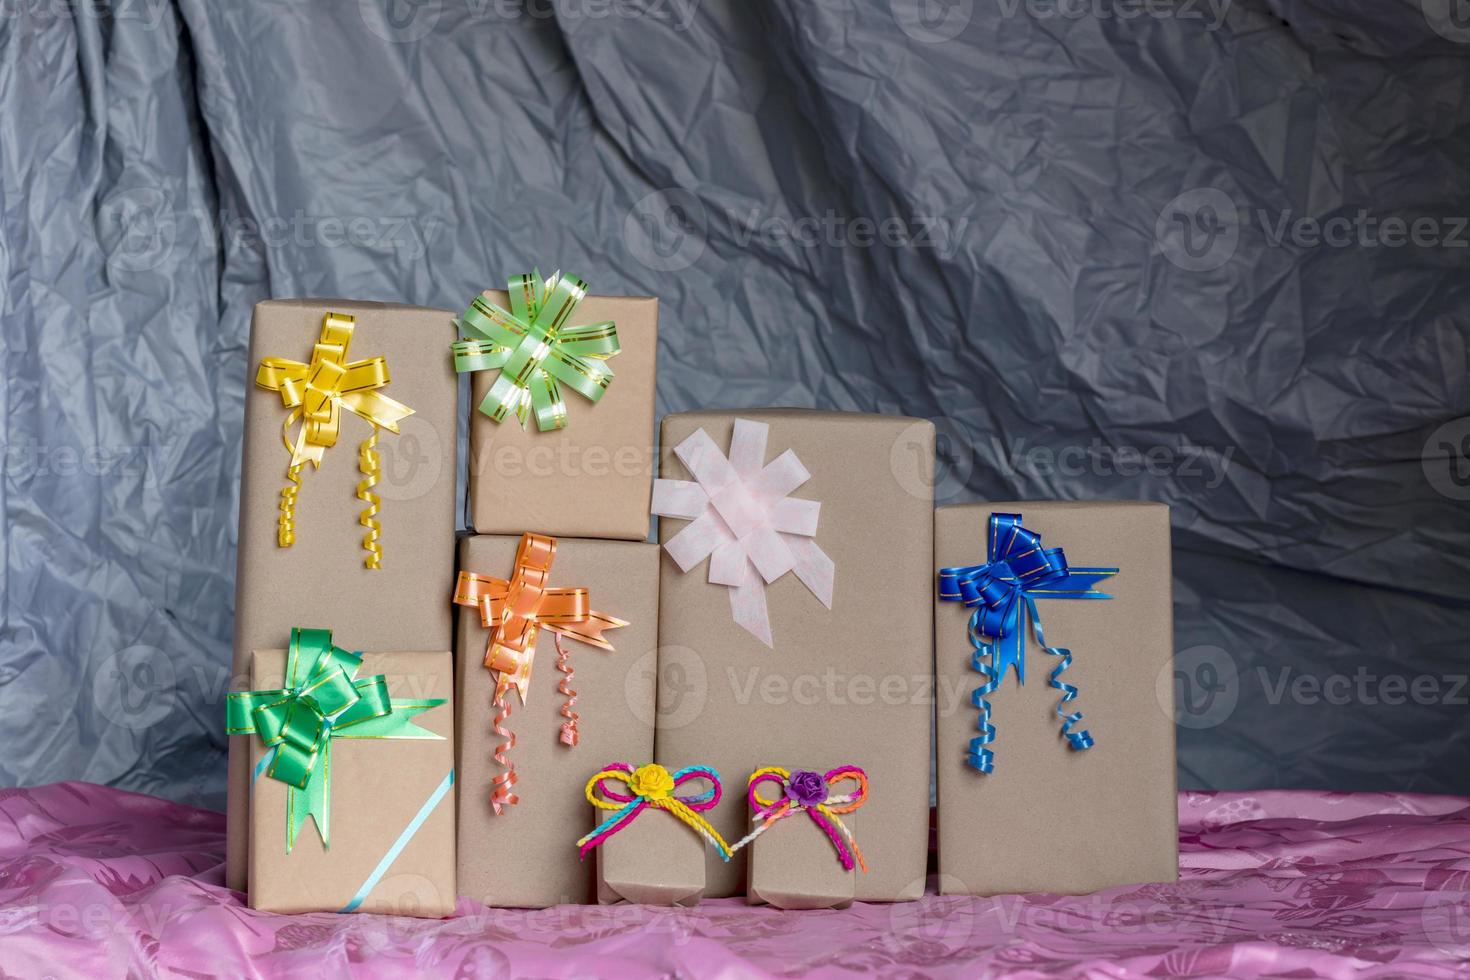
[729,563,772,647]
[1028,596,1094,752]
[968,641,1000,774]
[286,739,330,853]
[994,617,1025,686]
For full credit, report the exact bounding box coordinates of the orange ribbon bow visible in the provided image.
[454,532,628,814]
[454,533,627,705]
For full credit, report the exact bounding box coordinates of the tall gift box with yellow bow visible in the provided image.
[226,299,458,892]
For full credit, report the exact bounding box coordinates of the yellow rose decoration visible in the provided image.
[629,764,675,800]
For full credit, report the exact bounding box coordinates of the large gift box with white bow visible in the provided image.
[934,501,1178,895]
[651,410,935,902]
[228,300,459,892]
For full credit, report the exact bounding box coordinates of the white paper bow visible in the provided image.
[651,419,835,646]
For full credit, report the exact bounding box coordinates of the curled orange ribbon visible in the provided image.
[454,532,628,813]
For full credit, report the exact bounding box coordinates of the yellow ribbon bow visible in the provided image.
[255,312,414,568]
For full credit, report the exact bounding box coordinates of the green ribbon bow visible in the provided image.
[226,627,445,852]
[452,270,620,431]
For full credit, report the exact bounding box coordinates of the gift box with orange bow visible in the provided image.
[453,532,658,908]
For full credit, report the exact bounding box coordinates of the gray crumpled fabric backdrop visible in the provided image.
[1,1,1467,810]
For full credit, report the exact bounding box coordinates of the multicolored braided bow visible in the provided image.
[452,270,620,431]
[577,763,731,862]
[255,311,413,569]
[454,533,628,815]
[731,766,869,872]
[938,512,1116,773]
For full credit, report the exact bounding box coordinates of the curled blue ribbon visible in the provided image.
[939,513,1116,773]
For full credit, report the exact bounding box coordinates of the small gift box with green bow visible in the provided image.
[230,629,457,916]
[456,271,659,542]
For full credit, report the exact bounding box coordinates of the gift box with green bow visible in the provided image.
[230,630,457,916]
[457,271,659,541]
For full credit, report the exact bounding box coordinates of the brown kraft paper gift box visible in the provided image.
[227,299,458,892]
[934,501,1178,895]
[247,649,456,916]
[594,791,710,906]
[456,534,658,908]
[654,409,935,902]
[746,806,858,910]
[466,288,657,540]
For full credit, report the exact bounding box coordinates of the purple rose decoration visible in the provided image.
[786,770,829,807]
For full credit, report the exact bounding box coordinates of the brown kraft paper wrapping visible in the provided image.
[467,291,657,541]
[746,806,857,910]
[456,535,658,908]
[228,299,458,891]
[934,501,1178,895]
[654,409,935,902]
[247,649,456,916]
[594,801,709,906]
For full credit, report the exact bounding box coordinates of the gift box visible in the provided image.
[595,799,709,906]
[455,534,658,908]
[652,410,935,901]
[934,501,1178,895]
[742,767,867,910]
[227,299,458,891]
[583,763,728,906]
[461,276,658,540]
[242,642,456,916]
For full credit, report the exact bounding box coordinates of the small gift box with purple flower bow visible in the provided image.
[737,766,868,910]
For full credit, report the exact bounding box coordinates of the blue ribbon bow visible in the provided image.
[939,513,1117,774]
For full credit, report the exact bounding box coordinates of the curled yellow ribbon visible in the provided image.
[255,312,413,568]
